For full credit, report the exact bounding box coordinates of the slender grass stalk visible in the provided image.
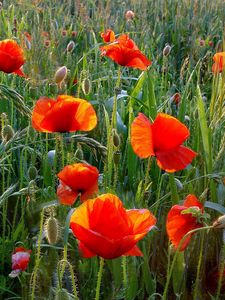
[122,256,127,294]
[193,231,205,299]
[169,173,179,205]
[30,209,45,300]
[95,257,105,300]
[163,226,214,299]
[216,243,225,300]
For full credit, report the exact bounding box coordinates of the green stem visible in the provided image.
[122,256,127,293]
[216,243,225,300]
[169,173,179,204]
[193,231,205,299]
[163,225,213,299]
[95,257,104,300]
[30,209,45,300]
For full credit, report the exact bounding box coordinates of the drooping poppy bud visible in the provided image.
[54,66,67,87]
[125,10,135,21]
[163,44,171,57]
[66,40,75,52]
[1,125,14,142]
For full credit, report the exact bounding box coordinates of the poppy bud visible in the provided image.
[208,41,213,47]
[81,78,92,95]
[28,166,38,181]
[213,215,225,229]
[75,147,84,161]
[112,129,120,147]
[163,44,171,57]
[44,39,50,48]
[66,40,75,52]
[113,150,121,165]
[55,289,70,300]
[125,10,135,21]
[174,178,183,190]
[54,66,67,86]
[2,125,14,142]
[199,39,205,47]
[44,215,59,245]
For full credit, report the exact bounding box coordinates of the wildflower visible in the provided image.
[9,247,31,277]
[131,113,197,172]
[0,39,25,76]
[57,163,99,205]
[125,10,135,21]
[31,95,97,133]
[71,31,77,37]
[170,92,181,106]
[70,193,156,259]
[212,52,225,73]
[61,30,67,37]
[101,29,115,43]
[44,40,50,48]
[166,195,204,251]
[100,34,151,70]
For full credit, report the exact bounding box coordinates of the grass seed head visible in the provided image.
[1,125,14,142]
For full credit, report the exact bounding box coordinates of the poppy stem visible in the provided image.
[95,257,104,300]
[122,256,128,293]
[169,173,179,204]
[163,225,214,299]
[193,230,205,299]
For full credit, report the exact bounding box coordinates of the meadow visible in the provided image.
[0,0,225,299]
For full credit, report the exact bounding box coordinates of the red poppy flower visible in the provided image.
[70,193,156,259]
[166,194,204,251]
[31,95,97,133]
[100,34,151,70]
[0,39,25,76]
[101,29,115,43]
[57,163,99,205]
[9,247,31,277]
[212,52,225,73]
[131,112,197,172]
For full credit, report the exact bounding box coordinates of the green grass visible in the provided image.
[0,0,225,299]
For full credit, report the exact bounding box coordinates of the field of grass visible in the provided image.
[0,0,224,299]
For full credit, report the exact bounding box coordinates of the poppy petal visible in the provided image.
[13,68,27,78]
[124,245,143,256]
[183,194,203,210]
[31,97,56,132]
[131,113,154,158]
[166,205,198,251]
[57,181,78,205]
[127,208,157,235]
[125,50,152,70]
[79,241,96,258]
[152,113,190,152]
[156,145,197,172]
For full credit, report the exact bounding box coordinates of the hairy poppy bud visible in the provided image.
[2,125,14,142]
[125,10,135,20]
[170,92,181,106]
[81,77,92,95]
[163,44,171,57]
[61,30,67,37]
[112,129,120,147]
[55,289,70,300]
[113,150,121,165]
[44,39,50,48]
[44,215,59,245]
[66,40,75,52]
[213,215,225,229]
[28,166,38,181]
[54,66,67,86]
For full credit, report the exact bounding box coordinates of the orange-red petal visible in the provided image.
[124,245,143,256]
[0,39,25,73]
[183,194,203,210]
[70,193,156,259]
[57,163,99,203]
[101,29,115,43]
[212,52,225,73]
[57,181,79,205]
[31,95,97,133]
[152,113,190,152]
[156,145,197,172]
[131,113,154,158]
